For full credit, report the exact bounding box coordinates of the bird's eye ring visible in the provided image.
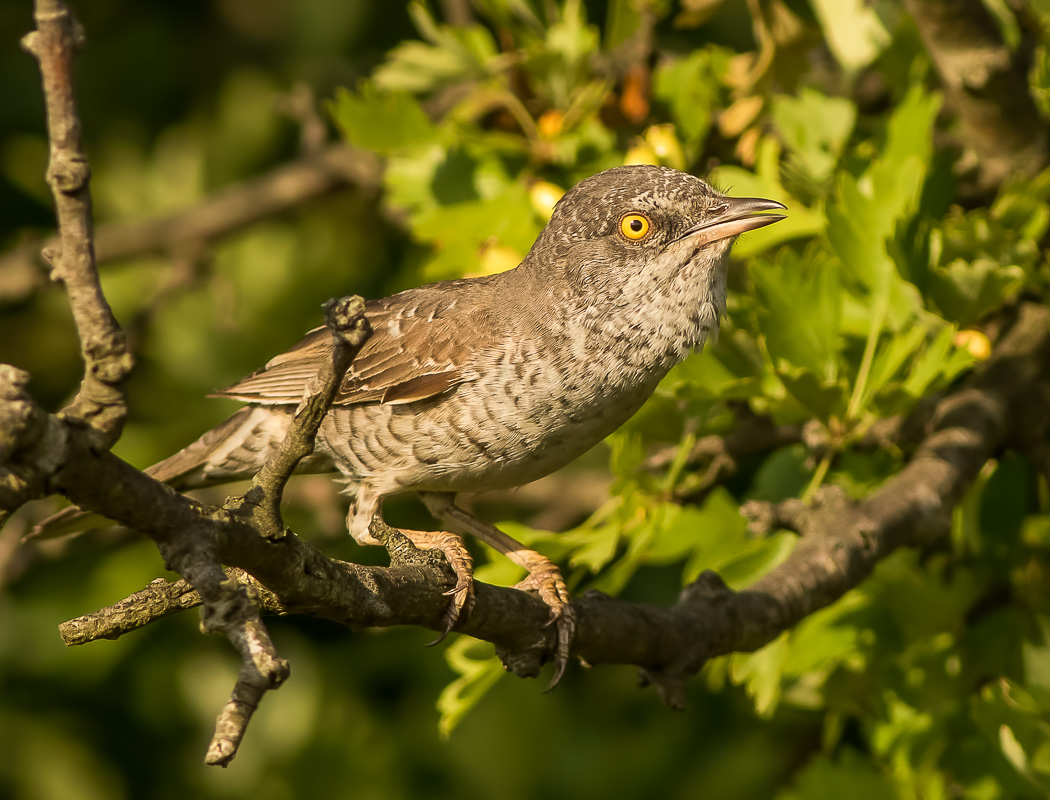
[619,213,651,241]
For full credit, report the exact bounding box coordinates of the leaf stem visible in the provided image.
[846,275,891,420]
[802,454,833,502]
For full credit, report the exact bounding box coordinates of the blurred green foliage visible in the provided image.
[2,1,1050,799]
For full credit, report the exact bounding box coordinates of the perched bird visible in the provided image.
[37,165,785,685]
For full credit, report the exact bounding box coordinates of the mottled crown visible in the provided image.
[548,165,726,244]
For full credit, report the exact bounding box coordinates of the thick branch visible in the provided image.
[21,1,131,447]
[904,0,1048,194]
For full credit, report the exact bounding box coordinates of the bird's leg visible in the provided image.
[347,485,474,639]
[375,522,475,642]
[421,491,575,689]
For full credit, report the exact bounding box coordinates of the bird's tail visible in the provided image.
[30,405,330,539]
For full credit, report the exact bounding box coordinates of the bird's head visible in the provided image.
[526,164,785,297]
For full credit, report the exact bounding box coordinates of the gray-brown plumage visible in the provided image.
[38,165,786,686]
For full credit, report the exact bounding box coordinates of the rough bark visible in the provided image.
[904,0,1049,195]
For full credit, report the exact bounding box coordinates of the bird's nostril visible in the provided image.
[710,204,728,216]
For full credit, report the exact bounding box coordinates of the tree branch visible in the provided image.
[21,0,131,447]
[904,0,1048,195]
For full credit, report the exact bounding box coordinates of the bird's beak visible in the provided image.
[675,196,787,247]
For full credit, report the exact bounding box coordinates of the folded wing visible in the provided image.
[211,282,500,407]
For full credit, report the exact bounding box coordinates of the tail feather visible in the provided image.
[144,406,289,489]
[29,406,332,540]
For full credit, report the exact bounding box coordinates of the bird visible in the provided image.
[36,164,786,686]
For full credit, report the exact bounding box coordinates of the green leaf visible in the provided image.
[853,323,928,413]
[927,259,1026,325]
[437,639,505,739]
[646,491,748,569]
[898,323,975,401]
[563,522,621,572]
[644,504,707,563]
[772,88,856,183]
[373,2,500,93]
[406,172,540,280]
[808,0,891,71]
[752,249,841,382]
[653,48,732,155]
[329,84,439,155]
[751,249,850,420]
[730,633,789,717]
[373,40,477,93]
[782,593,867,679]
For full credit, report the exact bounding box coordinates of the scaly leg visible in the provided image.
[350,496,475,640]
[421,491,575,689]
[395,528,475,642]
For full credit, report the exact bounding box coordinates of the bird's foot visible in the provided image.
[419,491,577,688]
[513,553,576,690]
[398,529,475,643]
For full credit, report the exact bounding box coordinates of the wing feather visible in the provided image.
[210,282,502,407]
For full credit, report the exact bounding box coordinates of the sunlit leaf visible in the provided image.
[437,639,506,739]
[329,84,440,155]
[772,88,856,182]
[808,0,890,71]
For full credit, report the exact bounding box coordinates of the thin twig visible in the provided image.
[241,295,371,528]
[197,296,370,765]
[21,0,131,447]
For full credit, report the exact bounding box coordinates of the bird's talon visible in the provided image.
[395,529,475,639]
[545,660,568,692]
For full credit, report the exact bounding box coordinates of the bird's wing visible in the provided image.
[211,285,499,407]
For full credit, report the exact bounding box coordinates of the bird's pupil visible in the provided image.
[630,219,643,231]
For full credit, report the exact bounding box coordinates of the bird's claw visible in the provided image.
[396,529,475,646]
[426,558,475,646]
[514,557,575,689]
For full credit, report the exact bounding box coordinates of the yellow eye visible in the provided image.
[619,213,651,241]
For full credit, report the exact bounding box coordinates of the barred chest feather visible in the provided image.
[542,246,731,404]
[417,249,734,490]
